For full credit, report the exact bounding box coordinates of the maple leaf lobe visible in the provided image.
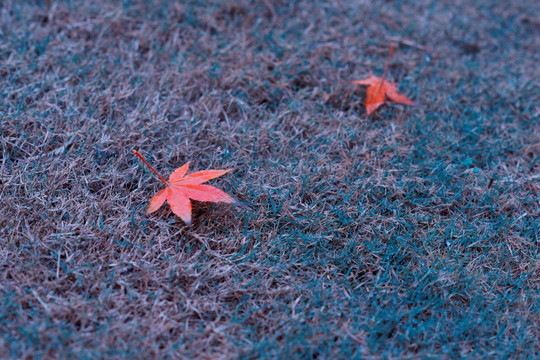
[167,188,192,225]
[147,188,168,214]
[169,162,190,182]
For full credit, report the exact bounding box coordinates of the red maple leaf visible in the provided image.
[134,150,241,225]
[350,44,415,115]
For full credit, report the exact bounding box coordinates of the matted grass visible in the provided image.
[1,0,539,358]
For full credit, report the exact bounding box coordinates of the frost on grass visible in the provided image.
[0,0,539,358]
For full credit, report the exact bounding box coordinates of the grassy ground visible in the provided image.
[1,0,539,358]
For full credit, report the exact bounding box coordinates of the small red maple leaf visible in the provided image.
[350,44,415,116]
[134,150,243,225]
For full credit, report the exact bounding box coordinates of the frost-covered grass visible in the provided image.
[0,0,538,358]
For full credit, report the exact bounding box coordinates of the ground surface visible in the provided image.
[1,0,539,358]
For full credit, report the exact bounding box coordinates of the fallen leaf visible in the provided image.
[350,44,414,115]
[133,150,239,225]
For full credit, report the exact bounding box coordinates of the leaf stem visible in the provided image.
[133,150,168,185]
[373,44,395,100]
